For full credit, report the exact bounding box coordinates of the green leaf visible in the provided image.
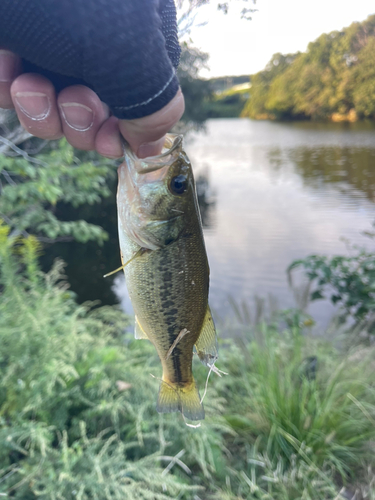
[311,290,324,301]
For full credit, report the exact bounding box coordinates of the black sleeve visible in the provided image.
[0,0,181,120]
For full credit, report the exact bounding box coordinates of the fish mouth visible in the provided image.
[123,134,183,175]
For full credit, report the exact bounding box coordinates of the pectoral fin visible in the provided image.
[195,306,218,367]
[103,248,145,278]
[134,315,149,340]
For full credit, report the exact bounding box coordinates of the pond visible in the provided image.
[42,118,375,331]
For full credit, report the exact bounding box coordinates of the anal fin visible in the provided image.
[195,305,218,367]
[134,315,149,340]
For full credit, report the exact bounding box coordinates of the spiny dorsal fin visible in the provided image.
[195,305,218,367]
[134,315,149,340]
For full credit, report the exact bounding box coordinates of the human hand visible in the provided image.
[0,51,184,159]
[0,0,184,159]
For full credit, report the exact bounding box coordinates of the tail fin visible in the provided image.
[179,381,205,421]
[157,380,181,415]
[157,379,205,421]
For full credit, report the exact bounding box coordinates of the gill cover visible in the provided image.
[117,135,192,250]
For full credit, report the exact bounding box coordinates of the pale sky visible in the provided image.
[182,0,375,77]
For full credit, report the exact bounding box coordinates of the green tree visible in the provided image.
[266,59,300,118]
[242,14,375,122]
[242,53,296,118]
[177,42,213,128]
[351,37,375,118]
[0,139,115,244]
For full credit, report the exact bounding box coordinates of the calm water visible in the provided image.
[44,119,375,330]
[115,119,375,329]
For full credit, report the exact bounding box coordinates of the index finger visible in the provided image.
[0,49,22,109]
[118,89,185,158]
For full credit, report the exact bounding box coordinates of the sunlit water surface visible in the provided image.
[114,119,375,330]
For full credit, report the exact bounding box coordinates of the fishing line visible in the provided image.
[200,363,228,405]
[200,364,214,405]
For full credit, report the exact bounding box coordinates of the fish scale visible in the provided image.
[126,231,209,386]
[117,134,218,421]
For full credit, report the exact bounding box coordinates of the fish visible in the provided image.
[116,134,218,421]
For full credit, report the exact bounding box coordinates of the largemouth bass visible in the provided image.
[117,134,218,421]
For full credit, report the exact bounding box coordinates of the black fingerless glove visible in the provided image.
[0,0,181,119]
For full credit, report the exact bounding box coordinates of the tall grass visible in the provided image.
[1,221,375,499]
[0,222,229,499]
[214,323,375,498]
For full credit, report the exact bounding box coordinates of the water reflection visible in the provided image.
[40,176,121,305]
[287,147,375,202]
[195,172,216,229]
[182,119,375,329]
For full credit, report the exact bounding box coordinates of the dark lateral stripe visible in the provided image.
[167,323,183,383]
[170,346,182,383]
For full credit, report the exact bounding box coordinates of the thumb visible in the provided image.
[118,89,185,159]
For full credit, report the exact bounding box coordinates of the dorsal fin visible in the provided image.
[134,315,149,340]
[194,305,218,367]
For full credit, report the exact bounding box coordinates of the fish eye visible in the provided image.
[170,174,187,195]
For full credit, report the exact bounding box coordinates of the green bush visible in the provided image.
[288,232,375,331]
[0,222,228,499]
[0,140,115,244]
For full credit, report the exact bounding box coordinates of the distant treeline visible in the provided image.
[242,14,375,121]
[208,75,250,93]
[178,42,249,124]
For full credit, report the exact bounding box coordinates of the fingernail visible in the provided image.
[60,102,94,131]
[14,92,50,120]
[0,50,19,82]
[137,137,166,158]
